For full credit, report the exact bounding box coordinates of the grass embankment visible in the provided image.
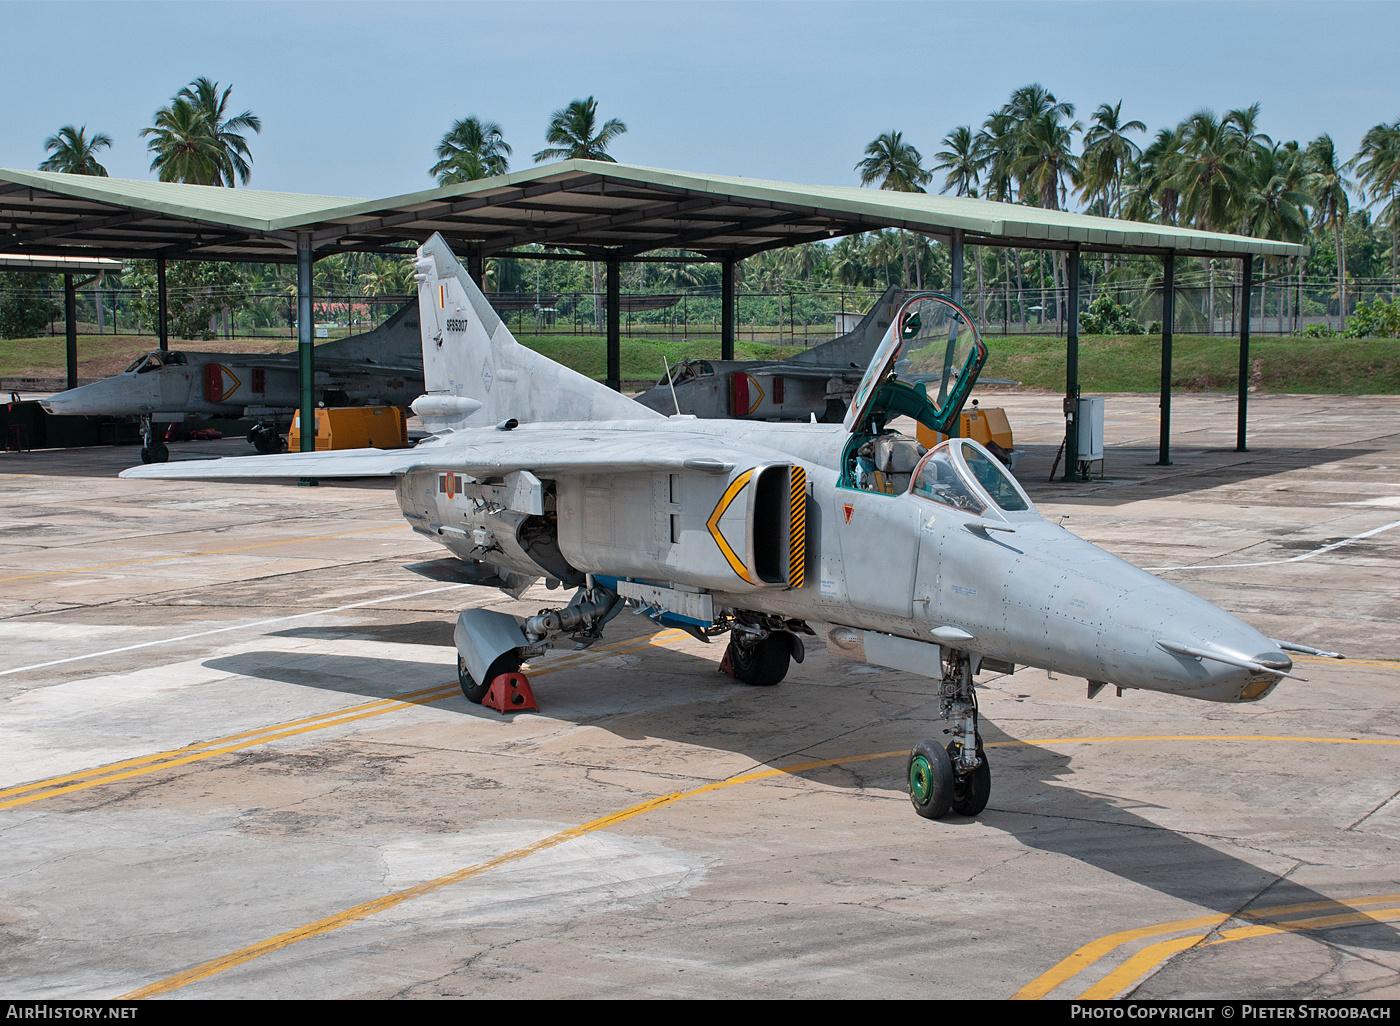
[0,332,790,383]
[4,330,1396,393]
[983,334,1400,394]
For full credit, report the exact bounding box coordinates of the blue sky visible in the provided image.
[2,1,1396,205]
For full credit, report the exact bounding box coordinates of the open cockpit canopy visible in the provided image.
[842,293,985,438]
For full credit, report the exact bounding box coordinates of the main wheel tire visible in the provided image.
[140,447,154,464]
[458,652,520,704]
[730,634,790,687]
[152,443,169,463]
[908,740,954,819]
[947,741,991,817]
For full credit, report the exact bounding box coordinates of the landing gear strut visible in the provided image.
[138,415,168,464]
[247,422,284,454]
[908,649,991,819]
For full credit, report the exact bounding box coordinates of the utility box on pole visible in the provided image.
[1077,396,1104,468]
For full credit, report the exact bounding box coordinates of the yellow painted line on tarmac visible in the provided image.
[1,629,688,812]
[118,731,1400,998]
[1077,905,1400,1000]
[985,734,1400,751]
[1293,654,1399,670]
[1015,893,1400,1000]
[120,746,907,999]
[0,524,410,583]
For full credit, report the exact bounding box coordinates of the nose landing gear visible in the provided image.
[908,650,990,819]
[138,415,169,464]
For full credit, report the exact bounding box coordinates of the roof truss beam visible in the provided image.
[308,174,605,246]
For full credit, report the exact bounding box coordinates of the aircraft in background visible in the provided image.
[123,234,1338,821]
[41,303,424,463]
[633,286,1018,428]
[633,286,905,423]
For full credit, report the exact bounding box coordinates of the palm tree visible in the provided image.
[1241,143,1311,331]
[1125,126,1187,226]
[1009,102,1079,327]
[176,78,261,186]
[140,96,224,185]
[977,111,1022,328]
[1078,102,1145,217]
[1351,119,1400,293]
[39,125,112,176]
[856,130,932,193]
[856,131,932,286]
[1176,110,1250,233]
[933,126,981,198]
[431,116,511,184]
[933,125,987,317]
[1308,134,1354,325]
[533,97,627,163]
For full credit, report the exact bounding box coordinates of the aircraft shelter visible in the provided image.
[0,161,1306,468]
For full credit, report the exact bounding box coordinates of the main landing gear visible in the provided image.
[138,415,168,464]
[247,422,284,454]
[719,614,811,687]
[908,649,991,819]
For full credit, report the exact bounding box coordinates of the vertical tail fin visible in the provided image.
[411,234,660,431]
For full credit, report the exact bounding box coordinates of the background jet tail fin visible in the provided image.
[314,302,422,365]
[413,233,660,431]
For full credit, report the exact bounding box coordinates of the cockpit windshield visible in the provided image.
[124,351,187,374]
[660,360,715,387]
[126,352,164,374]
[911,444,985,514]
[911,439,1034,515]
[960,441,1030,511]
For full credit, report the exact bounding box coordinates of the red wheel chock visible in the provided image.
[718,642,736,678]
[482,672,539,714]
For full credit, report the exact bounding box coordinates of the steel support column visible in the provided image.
[606,258,621,391]
[156,257,169,352]
[63,273,77,391]
[296,233,316,455]
[721,257,735,361]
[1061,247,1081,482]
[950,229,964,308]
[467,252,484,289]
[1237,253,1252,452]
[1157,253,1176,466]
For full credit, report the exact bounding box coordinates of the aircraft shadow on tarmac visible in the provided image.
[1013,444,1379,507]
[205,638,1400,957]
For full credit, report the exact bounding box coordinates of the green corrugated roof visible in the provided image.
[0,169,363,231]
[334,160,1305,258]
[1,161,1307,258]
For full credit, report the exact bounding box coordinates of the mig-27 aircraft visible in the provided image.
[122,233,1338,821]
[42,303,425,463]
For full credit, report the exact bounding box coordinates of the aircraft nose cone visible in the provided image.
[1250,649,1293,674]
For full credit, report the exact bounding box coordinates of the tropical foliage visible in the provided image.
[0,273,60,339]
[533,96,627,163]
[431,117,511,184]
[39,125,112,176]
[141,78,260,186]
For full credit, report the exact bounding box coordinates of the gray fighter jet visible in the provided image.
[633,287,905,423]
[122,234,1338,820]
[41,303,424,463]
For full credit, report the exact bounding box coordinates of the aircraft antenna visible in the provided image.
[662,355,681,415]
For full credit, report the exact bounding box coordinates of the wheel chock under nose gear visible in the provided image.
[482,672,539,714]
[718,642,736,678]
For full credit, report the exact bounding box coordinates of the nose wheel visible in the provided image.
[138,415,169,464]
[908,650,991,819]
